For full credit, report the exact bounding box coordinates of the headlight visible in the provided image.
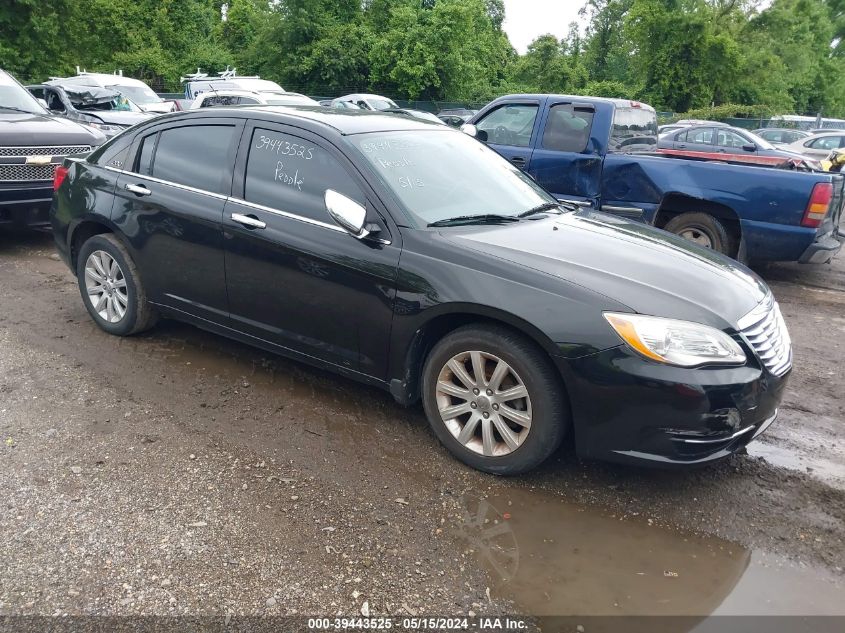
[84,120,124,133]
[604,312,746,367]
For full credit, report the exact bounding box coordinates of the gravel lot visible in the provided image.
[0,230,843,620]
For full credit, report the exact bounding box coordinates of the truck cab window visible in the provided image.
[542,104,594,153]
[476,104,538,148]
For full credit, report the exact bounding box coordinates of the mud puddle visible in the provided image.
[454,488,844,617]
[746,440,845,491]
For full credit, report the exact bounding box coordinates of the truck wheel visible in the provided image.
[421,325,568,475]
[664,212,735,256]
[76,234,158,336]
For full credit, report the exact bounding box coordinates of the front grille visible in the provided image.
[0,145,91,158]
[737,296,792,377]
[0,163,57,182]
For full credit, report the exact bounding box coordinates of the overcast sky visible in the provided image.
[502,0,585,54]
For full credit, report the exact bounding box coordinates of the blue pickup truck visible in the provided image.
[465,95,844,263]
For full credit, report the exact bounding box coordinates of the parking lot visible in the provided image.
[0,229,843,619]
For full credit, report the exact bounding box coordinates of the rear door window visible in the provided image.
[243,127,364,222]
[476,104,538,147]
[150,125,237,193]
[686,128,715,144]
[541,104,594,152]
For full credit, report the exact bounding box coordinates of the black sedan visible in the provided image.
[50,107,791,474]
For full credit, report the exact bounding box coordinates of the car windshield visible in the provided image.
[73,94,142,113]
[351,130,556,227]
[0,71,46,114]
[107,84,162,104]
[368,98,398,110]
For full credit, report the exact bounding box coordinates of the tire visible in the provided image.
[76,233,158,336]
[421,325,568,475]
[663,212,735,256]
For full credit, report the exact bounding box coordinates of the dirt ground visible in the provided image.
[0,230,843,620]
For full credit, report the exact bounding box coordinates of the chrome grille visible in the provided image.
[0,145,91,158]
[0,163,57,182]
[737,296,792,377]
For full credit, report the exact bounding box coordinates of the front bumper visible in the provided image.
[0,183,52,228]
[798,228,843,264]
[558,346,789,467]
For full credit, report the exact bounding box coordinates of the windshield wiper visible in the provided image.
[518,202,563,218]
[0,106,36,114]
[428,214,520,227]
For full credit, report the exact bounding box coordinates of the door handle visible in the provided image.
[231,213,266,230]
[124,183,151,196]
[510,156,526,167]
[677,144,687,149]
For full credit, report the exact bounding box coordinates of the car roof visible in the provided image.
[492,94,657,113]
[154,105,446,136]
[334,93,394,101]
[196,89,258,98]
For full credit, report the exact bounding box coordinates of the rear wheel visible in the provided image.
[76,234,157,336]
[422,325,568,475]
[664,212,735,256]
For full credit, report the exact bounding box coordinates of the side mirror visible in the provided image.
[460,124,487,142]
[742,143,756,152]
[325,189,368,239]
[37,98,48,109]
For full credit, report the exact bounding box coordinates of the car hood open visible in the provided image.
[442,211,769,329]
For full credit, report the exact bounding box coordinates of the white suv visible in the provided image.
[189,90,319,109]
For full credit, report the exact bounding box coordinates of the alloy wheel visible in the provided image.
[435,350,532,457]
[84,250,128,324]
[679,226,714,248]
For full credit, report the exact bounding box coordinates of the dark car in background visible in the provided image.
[52,106,791,474]
[753,128,811,146]
[658,124,815,165]
[28,82,155,138]
[0,69,104,229]
[437,108,478,128]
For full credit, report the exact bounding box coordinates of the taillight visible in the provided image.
[53,165,69,191]
[802,182,833,228]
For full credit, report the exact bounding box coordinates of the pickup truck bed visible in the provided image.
[468,95,844,264]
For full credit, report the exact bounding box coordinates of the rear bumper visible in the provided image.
[558,346,789,467]
[0,183,52,228]
[798,228,843,264]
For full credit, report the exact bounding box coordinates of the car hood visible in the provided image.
[440,211,769,329]
[0,110,105,146]
[83,111,154,126]
[139,102,172,114]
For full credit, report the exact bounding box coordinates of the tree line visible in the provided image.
[1,0,843,116]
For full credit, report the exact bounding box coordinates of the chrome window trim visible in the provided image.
[103,165,228,201]
[102,167,390,241]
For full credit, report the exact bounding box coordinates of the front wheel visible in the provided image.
[422,325,569,475]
